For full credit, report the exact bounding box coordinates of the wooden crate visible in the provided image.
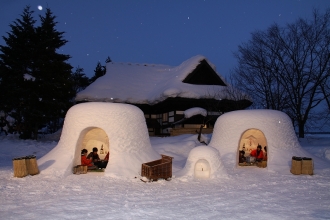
[141,155,173,182]
[301,157,313,175]
[290,156,302,175]
[290,156,313,175]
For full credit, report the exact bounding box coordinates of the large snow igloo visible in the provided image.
[38,102,160,177]
[208,109,318,173]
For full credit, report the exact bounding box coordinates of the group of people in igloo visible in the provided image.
[37,102,327,179]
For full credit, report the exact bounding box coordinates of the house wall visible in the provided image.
[145,110,216,136]
[170,128,213,136]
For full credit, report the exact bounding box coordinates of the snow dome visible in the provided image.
[176,146,227,179]
[208,109,325,173]
[38,102,160,178]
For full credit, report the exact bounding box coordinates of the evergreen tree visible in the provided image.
[0,5,37,135]
[25,7,74,138]
[0,6,74,139]
[89,61,106,83]
[71,66,90,94]
[105,56,112,63]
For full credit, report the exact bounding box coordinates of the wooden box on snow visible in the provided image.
[290,156,313,175]
[141,155,173,181]
[290,156,302,175]
[301,157,313,175]
[12,155,39,178]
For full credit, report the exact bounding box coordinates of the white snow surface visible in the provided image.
[184,107,207,118]
[75,55,227,104]
[1,107,330,219]
[209,109,329,173]
[1,133,330,219]
[37,102,159,178]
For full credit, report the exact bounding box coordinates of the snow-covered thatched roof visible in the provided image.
[75,55,228,105]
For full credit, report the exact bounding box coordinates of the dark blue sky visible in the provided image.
[1,0,329,78]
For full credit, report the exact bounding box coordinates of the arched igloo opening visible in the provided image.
[82,127,109,160]
[194,159,211,179]
[238,129,267,167]
[73,127,110,169]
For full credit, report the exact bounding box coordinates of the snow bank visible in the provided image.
[209,109,329,173]
[37,102,160,178]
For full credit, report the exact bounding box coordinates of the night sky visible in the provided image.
[1,0,329,78]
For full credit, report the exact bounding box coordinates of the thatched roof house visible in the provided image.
[76,55,252,136]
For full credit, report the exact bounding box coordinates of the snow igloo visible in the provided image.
[208,109,321,173]
[176,146,227,179]
[38,102,160,178]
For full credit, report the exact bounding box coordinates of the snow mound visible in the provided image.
[175,146,227,179]
[37,102,160,178]
[209,109,329,173]
[184,107,207,118]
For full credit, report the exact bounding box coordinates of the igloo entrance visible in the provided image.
[73,127,110,170]
[238,129,267,167]
[82,127,109,160]
[194,159,211,179]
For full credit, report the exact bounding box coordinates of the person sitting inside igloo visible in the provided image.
[239,150,246,163]
[263,146,267,161]
[87,147,108,169]
[81,149,97,170]
[250,145,264,162]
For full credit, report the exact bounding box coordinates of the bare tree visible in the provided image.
[233,30,291,111]
[232,9,330,138]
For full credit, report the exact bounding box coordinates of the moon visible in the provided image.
[38,5,43,10]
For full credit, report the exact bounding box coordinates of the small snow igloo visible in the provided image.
[208,109,315,173]
[176,146,227,179]
[38,102,160,177]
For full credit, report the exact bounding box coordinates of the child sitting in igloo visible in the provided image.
[239,150,246,163]
[250,145,264,162]
[81,149,97,170]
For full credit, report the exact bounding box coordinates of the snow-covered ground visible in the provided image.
[0,133,330,219]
